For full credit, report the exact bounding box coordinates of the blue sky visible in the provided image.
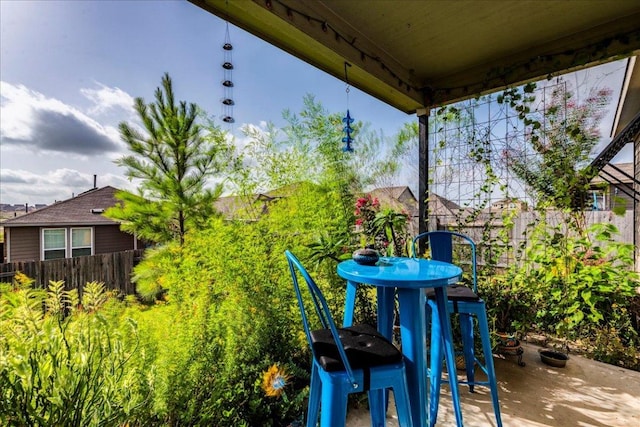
[0,0,410,206]
[0,0,631,206]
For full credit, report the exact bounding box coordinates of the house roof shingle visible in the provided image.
[368,186,418,217]
[2,186,122,227]
[428,193,462,217]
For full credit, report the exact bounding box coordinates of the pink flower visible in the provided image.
[597,88,612,97]
[355,218,363,226]
[356,197,368,207]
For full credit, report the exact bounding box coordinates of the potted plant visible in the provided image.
[482,276,532,337]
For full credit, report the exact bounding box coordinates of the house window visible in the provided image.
[43,228,66,260]
[71,228,93,257]
[42,227,94,260]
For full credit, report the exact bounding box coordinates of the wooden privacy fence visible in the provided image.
[0,250,144,294]
[429,210,636,271]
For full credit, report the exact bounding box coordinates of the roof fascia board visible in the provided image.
[612,56,640,136]
[611,57,636,137]
[4,222,118,228]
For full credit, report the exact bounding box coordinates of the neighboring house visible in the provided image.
[214,191,286,221]
[369,186,418,215]
[0,204,34,214]
[589,162,635,211]
[368,186,419,236]
[489,198,529,212]
[214,194,245,219]
[426,193,465,230]
[590,56,639,271]
[2,186,143,263]
[215,185,421,233]
[427,193,462,217]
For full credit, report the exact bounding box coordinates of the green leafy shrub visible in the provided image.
[525,223,638,339]
[483,220,640,366]
[131,182,352,425]
[0,276,151,426]
[480,272,538,338]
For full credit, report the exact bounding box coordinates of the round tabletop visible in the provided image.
[337,257,462,289]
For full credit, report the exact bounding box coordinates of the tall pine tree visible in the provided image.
[107,73,235,245]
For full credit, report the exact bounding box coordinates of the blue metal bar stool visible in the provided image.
[285,250,413,427]
[412,231,502,427]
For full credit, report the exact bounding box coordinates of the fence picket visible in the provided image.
[0,250,144,293]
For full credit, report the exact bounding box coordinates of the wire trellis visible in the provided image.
[426,79,634,269]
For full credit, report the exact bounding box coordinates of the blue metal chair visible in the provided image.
[412,231,502,427]
[285,250,413,427]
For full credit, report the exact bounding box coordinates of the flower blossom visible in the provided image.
[262,364,291,397]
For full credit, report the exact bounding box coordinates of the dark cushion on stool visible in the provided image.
[425,284,480,301]
[310,324,402,372]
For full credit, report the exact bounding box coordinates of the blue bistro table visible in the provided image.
[337,257,464,427]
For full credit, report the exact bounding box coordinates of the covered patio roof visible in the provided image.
[191,0,640,113]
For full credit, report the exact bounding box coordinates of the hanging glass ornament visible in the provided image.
[342,110,354,152]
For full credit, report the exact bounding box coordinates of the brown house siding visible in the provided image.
[94,225,136,254]
[6,227,40,262]
[4,225,137,262]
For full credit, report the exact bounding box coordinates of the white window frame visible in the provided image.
[41,227,95,260]
[42,228,67,260]
[70,227,94,257]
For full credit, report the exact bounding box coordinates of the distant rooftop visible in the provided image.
[2,186,122,227]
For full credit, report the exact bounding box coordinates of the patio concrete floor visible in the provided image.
[347,342,640,427]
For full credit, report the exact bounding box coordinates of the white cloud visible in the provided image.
[81,83,136,116]
[0,81,122,155]
[0,168,138,205]
[0,81,140,205]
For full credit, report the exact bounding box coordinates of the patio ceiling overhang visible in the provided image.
[191,0,640,114]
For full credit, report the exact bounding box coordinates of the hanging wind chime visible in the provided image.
[221,20,234,124]
[342,62,354,152]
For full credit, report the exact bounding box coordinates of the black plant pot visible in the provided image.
[352,248,380,266]
[539,350,569,368]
